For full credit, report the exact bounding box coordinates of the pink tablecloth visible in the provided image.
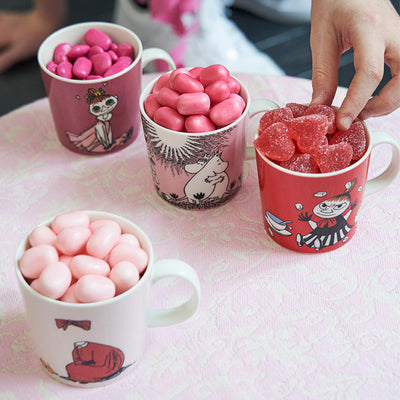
[1,73,400,400]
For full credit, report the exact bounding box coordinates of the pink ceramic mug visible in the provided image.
[15,211,201,387]
[38,22,175,155]
[254,118,400,253]
[139,76,276,210]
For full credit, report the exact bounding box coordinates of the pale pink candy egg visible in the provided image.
[119,233,140,247]
[209,98,243,127]
[86,220,121,259]
[152,72,171,94]
[89,218,118,233]
[31,261,72,299]
[59,254,73,266]
[176,92,210,116]
[204,80,230,104]
[60,283,80,303]
[153,106,185,131]
[185,115,216,133]
[109,261,140,295]
[108,243,148,274]
[69,254,110,280]
[28,225,57,247]
[171,73,204,94]
[19,244,59,280]
[55,226,91,256]
[75,275,116,303]
[199,64,230,86]
[156,87,180,109]
[51,211,90,234]
[144,93,161,120]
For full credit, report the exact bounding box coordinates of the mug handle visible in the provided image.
[364,130,400,196]
[147,259,201,327]
[142,48,176,71]
[245,99,280,160]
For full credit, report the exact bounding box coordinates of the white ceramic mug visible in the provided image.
[15,211,200,387]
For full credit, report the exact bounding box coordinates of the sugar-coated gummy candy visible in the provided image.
[19,244,59,280]
[315,143,353,173]
[254,122,295,162]
[289,114,328,153]
[258,107,294,133]
[285,103,308,118]
[31,261,72,299]
[109,261,140,295]
[304,104,337,134]
[280,153,319,174]
[75,274,116,303]
[329,121,367,161]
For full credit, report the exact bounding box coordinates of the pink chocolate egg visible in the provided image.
[199,64,230,86]
[72,56,92,79]
[86,220,121,259]
[55,226,91,256]
[154,107,185,131]
[91,52,112,76]
[84,28,112,51]
[108,243,148,274]
[209,98,243,127]
[87,45,104,59]
[28,225,57,247]
[19,244,59,280]
[69,254,110,280]
[176,92,210,116]
[51,211,90,234]
[75,275,116,303]
[185,115,216,133]
[116,43,134,58]
[171,73,204,94]
[53,42,72,64]
[56,61,73,79]
[68,44,90,62]
[32,261,72,299]
[109,261,140,295]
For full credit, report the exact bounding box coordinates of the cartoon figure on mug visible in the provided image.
[66,87,133,153]
[296,178,359,251]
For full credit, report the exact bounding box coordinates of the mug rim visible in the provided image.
[139,74,251,137]
[37,21,143,84]
[14,210,154,308]
[256,120,372,178]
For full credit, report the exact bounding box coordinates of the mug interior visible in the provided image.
[37,22,143,84]
[15,210,154,308]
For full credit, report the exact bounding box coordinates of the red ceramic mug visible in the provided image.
[253,114,400,253]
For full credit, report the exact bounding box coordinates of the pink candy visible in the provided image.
[144,64,246,133]
[19,211,149,303]
[47,28,135,80]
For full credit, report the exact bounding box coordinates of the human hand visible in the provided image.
[310,0,400,130]
[0,1,67,73]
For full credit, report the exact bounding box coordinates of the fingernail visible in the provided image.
[340,116,352,130]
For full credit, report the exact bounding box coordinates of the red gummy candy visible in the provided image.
[329,121,367,160]
[254,122,295,162]
[289,114,328,153]
[258,107,294,134]
[280,153,319,174]
[286,103,308,118]
[315,143,353,173]
[303,104,337,134]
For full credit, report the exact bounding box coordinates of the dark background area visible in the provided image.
[0,0,398,116]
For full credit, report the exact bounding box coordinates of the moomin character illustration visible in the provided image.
[296,178,358,251]
[66,88,132,153]
[184,153,229,204]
